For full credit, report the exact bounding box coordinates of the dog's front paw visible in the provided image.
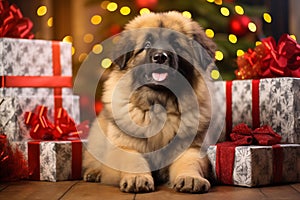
[173,175,210,193]
[120,174,154,193]
[83,168,102,182]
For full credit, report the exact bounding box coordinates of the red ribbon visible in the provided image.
[225,81,232,139]
[24,105,89,141]
[0,1,34,39]
[236,34,300,79]
[216,123,282,185]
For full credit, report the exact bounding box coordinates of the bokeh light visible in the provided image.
[220,7,230,17]
[37,5,47,16]
[263,13,272,23]
[92,44,103,54]
[205,29,215,38]
[182,11,192,19]
[107,2,118,12]
[101,58,112,68]
[236,49,244,56]
[140,8,150,15]
[235,5,244,15]
[248,22,257,32]
[91,15,102,25]
[215,50,224,61]
[120,6,131,15]
[228,34,237,43]
[62,35,73,43]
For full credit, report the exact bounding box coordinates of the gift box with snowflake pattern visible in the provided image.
[214,78,300,143]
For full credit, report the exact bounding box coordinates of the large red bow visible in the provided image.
[24,105,89,140]
[0,0,34,39]
[228,123,282,146]
[236,34,300,79]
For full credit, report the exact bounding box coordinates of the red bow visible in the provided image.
[228,123,282,146]
[24,105,89,140]
[236,34,300,79]
[0,0,34,39]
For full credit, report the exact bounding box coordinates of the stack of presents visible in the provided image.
[0,1,299,187]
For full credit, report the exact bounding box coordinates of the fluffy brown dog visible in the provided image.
[83,11,217,193]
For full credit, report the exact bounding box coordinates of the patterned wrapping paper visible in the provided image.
[207,144,300,187]
[0,95,80,142]
[10,139,87,182]
[0,37,72,76]
[213,78,300,143]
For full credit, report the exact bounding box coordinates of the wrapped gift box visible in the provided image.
[11,139,87,182]
[207,144,300,187]
[214,78,300,143]
[0,38,81,141]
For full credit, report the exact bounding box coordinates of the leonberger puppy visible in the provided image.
[83,11,217,193]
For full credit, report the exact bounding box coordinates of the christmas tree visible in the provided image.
[85,0,269,80]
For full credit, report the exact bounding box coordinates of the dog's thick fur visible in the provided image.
[83,11,217,193]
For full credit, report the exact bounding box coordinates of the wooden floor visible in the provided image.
[0,181,299,200]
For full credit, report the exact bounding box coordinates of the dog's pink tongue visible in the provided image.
[152,72,168,82]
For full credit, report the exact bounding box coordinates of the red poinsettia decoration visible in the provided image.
[0,0,34,39]
[235,34,300,79]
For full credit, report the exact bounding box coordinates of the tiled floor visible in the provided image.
[0,181,299,200]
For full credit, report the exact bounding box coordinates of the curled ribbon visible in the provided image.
[236,34,300,79]
[0,0,34,39]
[24,105,89,140]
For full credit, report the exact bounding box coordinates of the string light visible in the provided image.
[215,50,224,61]
[79,53,88,62]
[101,1,110,9]
[205,29,215,38]
[120,6,131,15]
[220,7,230,17]
[62,35,73,43]
[91,15,102,25]
[101,58,112,68]
[228,34,237,43]
[211,69,220,80]
[248,22,257,32]
[214,0,222,5]
[107,2,118,12]
[83,33,94,43]
[47,17,53,27]
[92,44,103,54]
[140,8,150,15]
[235,5,244,15]
[182,11,192,19]
[255,41,262,46]
[263,13,272,23]
[37,5,47,16]
[236,49,244,56]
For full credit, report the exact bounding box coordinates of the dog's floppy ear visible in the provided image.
[191,21,216,60]
[113,31,135,70]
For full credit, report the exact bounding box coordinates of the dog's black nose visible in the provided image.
[152,52,169,64]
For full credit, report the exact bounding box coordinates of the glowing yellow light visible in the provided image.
[79,53,88,63]
[228,34,237,44]
[71,47,75,55]
[140,8,150,15]
[248,22,257,32]
[236,49,244,57]
[112,36,121,44]
[62,35,73,43]
[37,6,47,16]
[255,41,262,46]
[120,6,131,15]
[220,7,230,17]
[182,11,192,19]
[101,58,112,68]
[215,51,224,61]
[235,5,244,15]
[205,29,215,38]
[211,69,220,80]
[206,0,215,3]
[263,13,272,23]
[47,17,53,27]
[107,2,118,12]
[92,44,103,54]
[101,1,110,9]
[214,0,222,5]
[91,15,102,25]
[290,35,297,41]
[83,33,94,43]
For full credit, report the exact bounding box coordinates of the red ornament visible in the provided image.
[229,15,251,37]
[135,0,158,9]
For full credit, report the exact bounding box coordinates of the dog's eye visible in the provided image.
[144,41,151,49]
